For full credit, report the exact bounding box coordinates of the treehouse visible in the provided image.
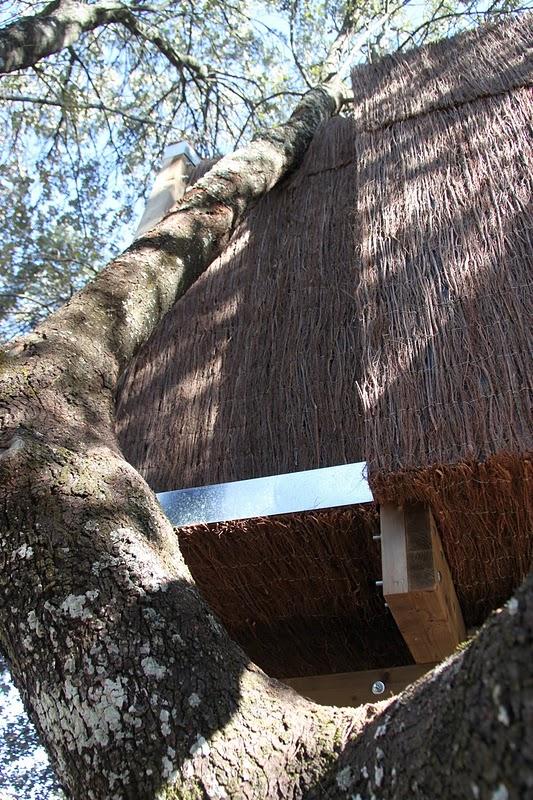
[115,15,532,705]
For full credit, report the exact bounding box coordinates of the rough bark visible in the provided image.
[0,75,532,799]
[0,0,207,77]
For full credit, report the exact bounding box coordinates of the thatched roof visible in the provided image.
[116,15,533,677]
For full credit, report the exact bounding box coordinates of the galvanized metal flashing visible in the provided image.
[157,461,373,527]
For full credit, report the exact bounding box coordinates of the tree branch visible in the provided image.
[117,10,211,80]
[0,0,210,80]
[17,76,348,390]
[0,91,157,125]
[0,0,126,73]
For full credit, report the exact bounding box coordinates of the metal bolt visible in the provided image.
[372,534,382,542]
[371,680,386,695]
[375,580,383,587]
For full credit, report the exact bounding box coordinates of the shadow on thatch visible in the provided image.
[115,14,532,678]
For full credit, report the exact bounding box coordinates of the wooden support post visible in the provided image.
[380,502,466,663]
[284,662,436,707]
[135,142,199,238]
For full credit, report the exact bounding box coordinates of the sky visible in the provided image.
[0,654,64,799]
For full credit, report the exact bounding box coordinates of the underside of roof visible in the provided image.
[115,15,533,678]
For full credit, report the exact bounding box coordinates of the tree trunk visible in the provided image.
[0,75,531,799]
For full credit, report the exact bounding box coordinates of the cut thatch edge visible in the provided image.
[175,504,413,677]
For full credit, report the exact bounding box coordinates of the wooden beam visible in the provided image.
[380,502,466,663]
[284,662,436,707]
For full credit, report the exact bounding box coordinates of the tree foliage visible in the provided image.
[0,0,530,337]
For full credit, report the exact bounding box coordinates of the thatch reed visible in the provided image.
[116,15,533,676]
[350,16,532,130]
[178,507,412,677]
[116,113,363,490]
[351,85,532,475]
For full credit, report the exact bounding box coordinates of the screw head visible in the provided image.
[371,680,386,695]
